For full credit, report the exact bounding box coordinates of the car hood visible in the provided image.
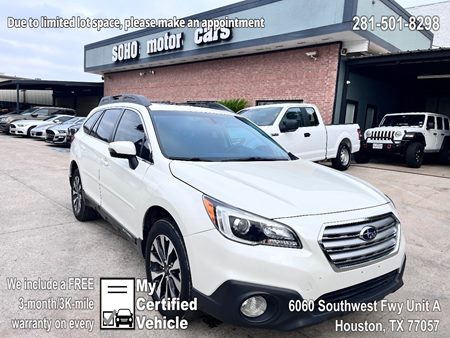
[32,123,54,130]
[14,119,46,126]
[169,159,388,219]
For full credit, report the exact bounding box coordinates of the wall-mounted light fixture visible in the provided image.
[139,70,155,77]
[305,51,318,61]
[417,74,450,80]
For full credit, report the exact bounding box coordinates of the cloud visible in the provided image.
[0,0,240,81]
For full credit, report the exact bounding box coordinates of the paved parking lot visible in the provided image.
[0,134,449,337]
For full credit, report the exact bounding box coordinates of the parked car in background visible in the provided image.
[10,115,74,137]
[46,117,86,146]
[29,115,75,139]
[239,104,361,170]
[0,107,76,134]
[67,119,84,143]
[357,112,450,168]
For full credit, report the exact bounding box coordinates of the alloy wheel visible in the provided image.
[72,176,82,215]
[340,147,350,166]
[149,235,182,301]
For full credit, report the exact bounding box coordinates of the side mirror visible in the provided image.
[280,119,299,133]
[426,121,435,130]
[31,113,38,117]
[109,141,139,170]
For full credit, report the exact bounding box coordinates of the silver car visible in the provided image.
[46,117,86,145]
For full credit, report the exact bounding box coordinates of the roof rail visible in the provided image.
[98,94,151,107]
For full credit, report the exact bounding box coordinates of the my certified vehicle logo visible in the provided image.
[359,226,378,241]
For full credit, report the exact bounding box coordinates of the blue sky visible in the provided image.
[0,0,445,82]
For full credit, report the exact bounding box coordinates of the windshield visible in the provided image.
[117,309,131,316]
[151,110,291,162]
[380,114,425,127]
[20,107,39,116]
[239,107,282,126]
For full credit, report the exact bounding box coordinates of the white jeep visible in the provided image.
[357,112,450,168]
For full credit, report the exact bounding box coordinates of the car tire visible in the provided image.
[27,126,36,137]
[439,140,450,165]
[145,218,193,319]
[405,142,424,168]
[70,168,97,221]
[332,143,351,171]
[354,150,371,164]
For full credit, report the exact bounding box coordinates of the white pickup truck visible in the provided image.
[239,104,361,170]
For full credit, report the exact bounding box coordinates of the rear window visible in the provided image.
[444,118,449,131]
[436,117,443,130]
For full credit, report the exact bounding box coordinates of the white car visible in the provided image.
[10,115,74,137]
[358,112,450,167]
[239,104,361,170]
[70,95,405,330]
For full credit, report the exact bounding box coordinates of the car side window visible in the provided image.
[92,109,122,142]
[436,117,443,130]
[113,109,151,161]
[301,107,320,127]
[279,108,301,129]
[444,118,450,131]
[427,116,436,129]
[35,109,50,116]
[83,110,103,134]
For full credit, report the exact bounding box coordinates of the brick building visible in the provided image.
[85,0,432,124]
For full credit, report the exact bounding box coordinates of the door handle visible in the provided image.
[433,133,437,135]
[271,133,279,137]
[101,157,109,166]
[304,133,311,137]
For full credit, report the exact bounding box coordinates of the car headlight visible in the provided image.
[365,130,372,138]
[17,124,25,127]
[394,130,403,138]
[202,196,302,249]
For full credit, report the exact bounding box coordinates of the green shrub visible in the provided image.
[218,98,248,112]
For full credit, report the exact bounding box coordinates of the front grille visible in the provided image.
[36,132,42,136]
[371,130,394,140]
[319,214,399,270]
[315,269,398,308]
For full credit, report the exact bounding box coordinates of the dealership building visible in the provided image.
[85,0,450,128]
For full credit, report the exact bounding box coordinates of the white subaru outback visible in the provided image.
[69,95,406,330]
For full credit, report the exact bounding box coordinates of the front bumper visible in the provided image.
[46,132,68,144]
[30,130,45,138]
[361,140,406,154]
[185,204,405,330]
[194,257,405,330]
[9,125,29,135]
[0,122,11,133]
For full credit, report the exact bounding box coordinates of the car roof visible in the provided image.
[384,112,449,118]
[99,102,236,116]
[242,103,313,110]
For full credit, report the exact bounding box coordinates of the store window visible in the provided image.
[345,101,358,124]
[365,105,377,129]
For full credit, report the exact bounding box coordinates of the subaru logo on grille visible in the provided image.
[359,226,378,241]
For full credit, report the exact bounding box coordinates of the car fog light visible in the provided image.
[240,296,267,318]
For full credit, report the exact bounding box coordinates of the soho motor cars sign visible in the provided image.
[111,27,232,62]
